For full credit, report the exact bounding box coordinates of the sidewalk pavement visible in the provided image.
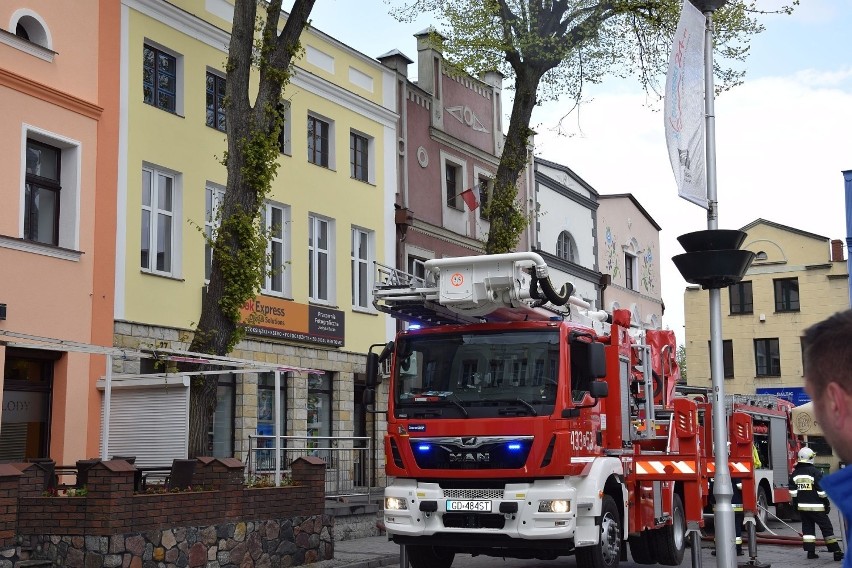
[310,535,399,568]
[310,509,850,568]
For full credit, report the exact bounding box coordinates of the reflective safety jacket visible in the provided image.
[790,462,828,512]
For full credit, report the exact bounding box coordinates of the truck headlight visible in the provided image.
[385,497,409,510]
[538,499,570,513]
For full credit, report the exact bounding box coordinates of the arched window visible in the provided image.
[11,11,51,49]
[556,231,576,262]
[755,251,768,261]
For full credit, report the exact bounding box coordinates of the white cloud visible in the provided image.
[534,69,852,345]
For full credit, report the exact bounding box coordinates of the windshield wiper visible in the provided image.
[487,398,538,416]
[434,397,470,418]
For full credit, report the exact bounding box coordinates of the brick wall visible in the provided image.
[4,456,326,537]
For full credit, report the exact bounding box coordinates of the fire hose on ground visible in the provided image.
[701,503,845,548]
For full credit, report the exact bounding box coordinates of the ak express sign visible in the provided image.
[240,296,345,347]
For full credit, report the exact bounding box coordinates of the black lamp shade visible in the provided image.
[677,229,747,252]
[672,249,755,290]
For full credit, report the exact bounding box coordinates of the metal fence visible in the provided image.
[246,435,373,498]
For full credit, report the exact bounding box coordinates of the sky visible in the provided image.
[288,0,852,345]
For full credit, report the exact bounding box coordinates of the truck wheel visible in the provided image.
[576,494,621,568]
[652,493,686,566]
[628,532,656,564]
[756,486,770,532]
[407,545,454,568]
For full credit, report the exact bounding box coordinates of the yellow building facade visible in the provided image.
[683,219,848,396]
[112,0,396,481]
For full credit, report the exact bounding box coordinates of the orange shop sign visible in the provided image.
[240,296,345,347]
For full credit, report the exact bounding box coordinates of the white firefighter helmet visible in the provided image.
[798,447,816,464]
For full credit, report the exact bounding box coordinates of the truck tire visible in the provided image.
[651,493,686,566]
[628,532,656,564]
[407,545,454,568]
[756,486,770,532]
[576,494,621,568]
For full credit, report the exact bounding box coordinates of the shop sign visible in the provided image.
[1,391,45,424]
[240,296,345,347]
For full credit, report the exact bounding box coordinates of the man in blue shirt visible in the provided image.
[802,311,852,564]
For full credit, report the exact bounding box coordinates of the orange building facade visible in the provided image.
[0,1,119,465]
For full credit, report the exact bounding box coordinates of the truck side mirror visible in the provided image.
[363,388,376,407]
[365,352,380,387]
[589,343,607,378]
[590,380,608,399]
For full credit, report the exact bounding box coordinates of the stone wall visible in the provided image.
[0,457,333,568]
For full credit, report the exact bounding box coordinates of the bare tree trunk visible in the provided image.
[486,64,543,254]
[186,0,316,457]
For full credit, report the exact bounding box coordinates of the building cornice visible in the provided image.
[0,68,102,120]
[293,68,398,128]
[429,127,500,167]
[124,0,231,51]
[409,221,485,252]
[535,171,599,210]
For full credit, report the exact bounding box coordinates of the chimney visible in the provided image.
[377,49,413,78]
[832,239,845,262]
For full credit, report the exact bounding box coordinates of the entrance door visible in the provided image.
[1,351,53,461]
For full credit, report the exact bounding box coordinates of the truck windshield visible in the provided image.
[393,330,560,418]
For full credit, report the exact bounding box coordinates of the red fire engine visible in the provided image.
[364,252,758,568]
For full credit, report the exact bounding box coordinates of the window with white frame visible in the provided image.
[141,166,180,276]
[204,184,225,280]
[309,214,334,303]
[556,231,577,262]
[445,162,461,210]
[15,130,81,255]
[624,252,637,291]
[263,203,291,296]
[351,227,374,309]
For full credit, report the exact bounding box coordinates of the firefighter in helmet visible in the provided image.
[789,447,844,561]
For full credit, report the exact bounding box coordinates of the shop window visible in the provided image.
[307,373,332,462]
[0,350,55,462]
[256,372,289,471]
[210,374,235,457]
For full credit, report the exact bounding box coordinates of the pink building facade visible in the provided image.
[379,30,534,279]
[0,1,119,464]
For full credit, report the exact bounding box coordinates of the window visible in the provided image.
[277,101,291,155]
[307,115,330,167]
[210,374,235,458]
[143,44,177,113]
[204,185,224,280]
[205,71,226,131]
[625,253,637,290]
[309,215,334,302]
[1,350,55,461]
[754,338,781,377]
[13,13,50,49]
[24,139,61,245]
[350,132,369,182]
[141,167,178,275]
[445,163,461,210]
[708,339,735,378]
[256,372,289,470]
[307,373,333,460]
[556,231,576,262]
[729,281,753,314]
[478,177,491,220]
[774,278,800,312]
[351,228,374,309]
[263,203,290,296]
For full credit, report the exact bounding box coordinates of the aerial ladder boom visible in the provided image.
[373,252,610,326]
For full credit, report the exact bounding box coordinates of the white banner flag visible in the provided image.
[664,0,707,209]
